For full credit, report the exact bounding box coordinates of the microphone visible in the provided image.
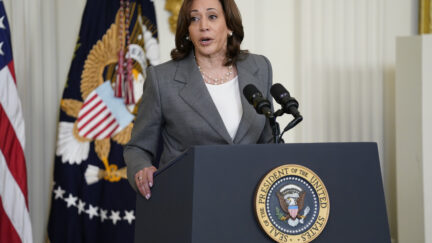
[243,84,274,119]
[270,83,301,118]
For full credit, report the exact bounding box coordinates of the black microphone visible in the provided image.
[243,84,274,119]
[270,83,301,118]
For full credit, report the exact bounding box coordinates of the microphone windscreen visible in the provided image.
[243,84,260,103]
[270,83,290,103]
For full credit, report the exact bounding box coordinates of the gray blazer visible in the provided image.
[124,52,273,190]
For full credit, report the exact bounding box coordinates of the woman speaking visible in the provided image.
[124,0,273,199]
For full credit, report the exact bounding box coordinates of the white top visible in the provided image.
[205,76,242,140]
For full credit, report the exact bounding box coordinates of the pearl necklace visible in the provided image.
[198,65,233,85]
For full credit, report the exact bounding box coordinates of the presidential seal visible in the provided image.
[254,164,330,243]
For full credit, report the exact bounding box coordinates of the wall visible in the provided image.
[396,35,432,243]
[383,0,419,241]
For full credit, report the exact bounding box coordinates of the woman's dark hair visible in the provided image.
[170,0,246,66]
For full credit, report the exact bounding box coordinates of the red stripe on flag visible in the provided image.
[86,114,116,139]
[0,200,21,243]
[93,119,119,139]
[91,117,117,139]
[77,106,108,132]
[77,100,103,122]
[7,61,16,83]
[0,105,28,207]
[104,124,120,138]
[80,93,97,110]
[82,112,111,138]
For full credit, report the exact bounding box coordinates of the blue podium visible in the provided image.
[134,143,390,243]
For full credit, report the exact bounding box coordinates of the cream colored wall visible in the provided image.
[396,35,432,243]
[56,0,87,95]
[396,36,425,243]
[423,36,432,243]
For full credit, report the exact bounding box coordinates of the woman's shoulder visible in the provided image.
[150,59,177,72]
[145,57,194,88]
[149,55,194,74]
[238,52,272,71]
[145,59,182,83]
[239,52,271,65]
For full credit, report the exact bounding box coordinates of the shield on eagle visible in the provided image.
[76,82,134,140]
[288,205,299,219]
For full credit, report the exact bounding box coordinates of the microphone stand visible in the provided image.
[272,110,303,144]
[268,115,282,144]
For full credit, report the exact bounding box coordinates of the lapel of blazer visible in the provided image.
[233,54,261,143]
[175,52,234,144]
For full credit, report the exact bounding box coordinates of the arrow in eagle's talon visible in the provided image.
[84,165,127,185]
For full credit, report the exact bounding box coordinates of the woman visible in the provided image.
[124,0,273,199]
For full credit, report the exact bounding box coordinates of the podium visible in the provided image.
[135,143,390,243]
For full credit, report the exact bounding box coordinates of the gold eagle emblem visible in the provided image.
[59,4,157,184]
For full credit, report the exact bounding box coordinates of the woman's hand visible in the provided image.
[135,166,157,199]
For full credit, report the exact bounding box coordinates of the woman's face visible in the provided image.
[188,0,232,59]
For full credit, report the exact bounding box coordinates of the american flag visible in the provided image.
[0,2,33,243]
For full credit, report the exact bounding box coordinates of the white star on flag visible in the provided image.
[0,16,5,29]
[64,194,78,208]
[110,210,121,225]
[100,209,108,222]
[77,200,86,215]
[53,186,66,199]
[123,210,135,225]
[86,204,99,219]
[0,42,5,56]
